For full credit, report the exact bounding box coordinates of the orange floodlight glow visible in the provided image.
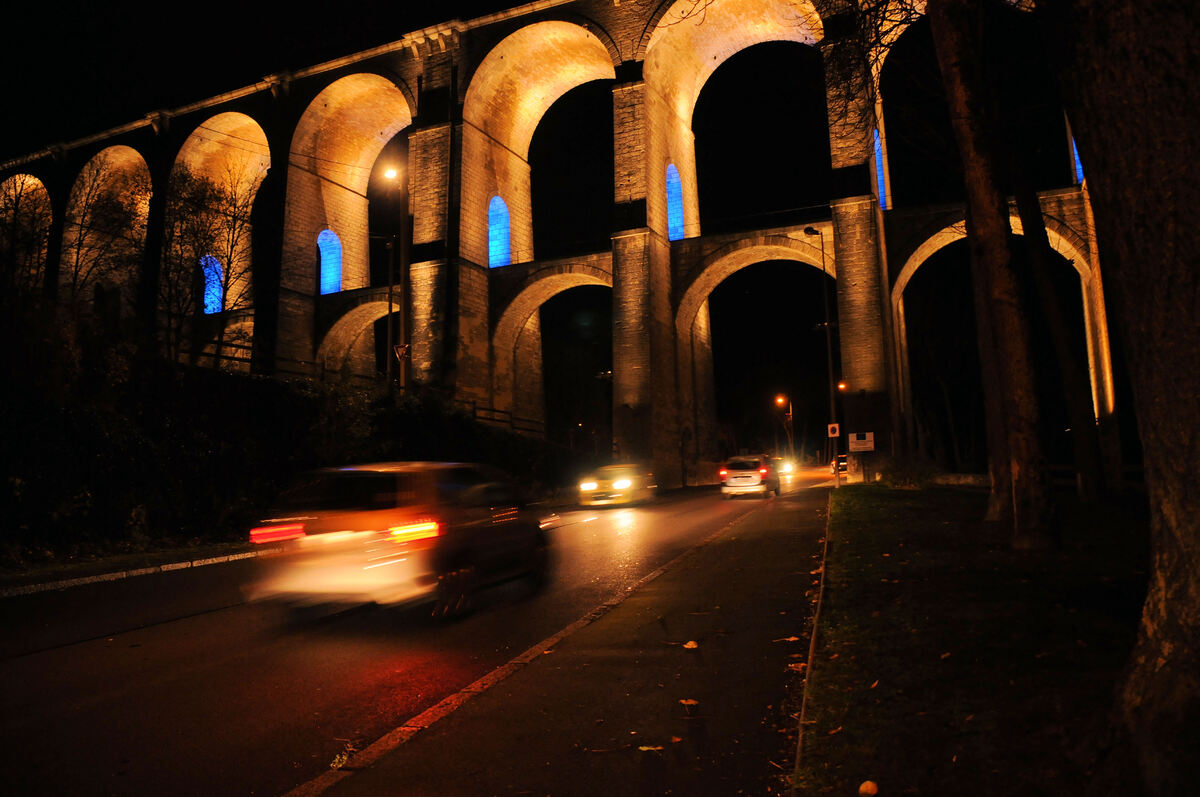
[388,521,441,544]
[250,523,306,544]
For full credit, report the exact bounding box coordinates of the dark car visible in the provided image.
[719,455,781,499]
[247,462,551,618]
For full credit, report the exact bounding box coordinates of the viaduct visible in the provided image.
[0,0,1115,486]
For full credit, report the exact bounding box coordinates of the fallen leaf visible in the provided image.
[828,726,843,735]
[679,699,699,706]
[773,636,801,643]
[788,662,807,671]
[869,680,879,689]
[638,745,663,752]
[670,736,682,744]
[683,640,699,649]
[940,652,952,659]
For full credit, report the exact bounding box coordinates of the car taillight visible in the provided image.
[719,468,728,479]
[250,523,306,544]
[759,467,768,476]
[388,520,441,544]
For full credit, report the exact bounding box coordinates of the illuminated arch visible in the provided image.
[642,0,823,241]
[490,260,613,417]
[316,295,398,378]
[172,112,270,319]
[62,145,150,308]
[285,74,413,296]
[317,228,342,295]
[460,20,617,266]
[675,232,834,341]
[0,172,53,296]
[892,213,1114,421]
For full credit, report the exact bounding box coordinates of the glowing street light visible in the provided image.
[774,394,794,459]
[382,166,409,393]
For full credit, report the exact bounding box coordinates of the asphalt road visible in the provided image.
[0,473,828,796]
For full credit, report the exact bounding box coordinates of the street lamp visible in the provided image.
[382,166,410,394]
[774,394,795,460]
[804,225,839,487]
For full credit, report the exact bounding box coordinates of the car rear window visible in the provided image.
[275,471,423,511]
[726,459,761,471]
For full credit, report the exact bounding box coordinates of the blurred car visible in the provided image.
[578,463,657,507]
[831,454,848,475]
[720,455,781,499]
[246,462,551,618]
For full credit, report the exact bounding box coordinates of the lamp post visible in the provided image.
[382,167,409,394]
[774,394,795,460]
[804,225,839,487]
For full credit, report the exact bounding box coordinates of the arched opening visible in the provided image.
[692,41,830,232]
[541,285,613,456]
[898,234,1136,475]
[488,196,511,268]
[528,79,614,259]
[0,173,52,300]
[317,229,342,295]
[642,0,823,240]
[881,11,1074,209]
[165,112,270,367]
[62,146,150,316]
[460,20,617,267]
[665,164,684,242]
[708,261,839,463]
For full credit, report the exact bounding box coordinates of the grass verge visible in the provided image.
[792,485,1148,794]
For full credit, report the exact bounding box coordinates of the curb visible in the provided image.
[0,550,264,598]
[790,489,832,794]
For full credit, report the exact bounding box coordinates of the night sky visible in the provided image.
[4,1,1110,468]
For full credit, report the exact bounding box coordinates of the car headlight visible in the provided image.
[579,481,598,491]
[613,479,632,490]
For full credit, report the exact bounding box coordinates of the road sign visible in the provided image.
[827,423,839,438]
[848,432,875,452]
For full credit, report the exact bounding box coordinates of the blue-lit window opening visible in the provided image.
[873,129,888,210]
[488,195,511,267]
[1071,137,1085,184]
[317,228,342,295]
[200,255,222,315]
[665,164,684,241]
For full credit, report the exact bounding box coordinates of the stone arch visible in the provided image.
[674,233,834,464]
[490,261,614,426]
[891,213,1114,426]
[460,20,618,267]
[61,145,150,312]
[171,112,270,313]
[641,0,823,241]
[0,172,53,297]
[675,233,833,340]
[316,294,397,378]
[284,73,413,299]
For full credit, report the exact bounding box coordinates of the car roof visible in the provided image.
[316,462,479,474]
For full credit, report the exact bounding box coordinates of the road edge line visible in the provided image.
[0,550,262,598]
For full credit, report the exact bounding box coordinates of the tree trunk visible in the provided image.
[928,0,1051,543]
[1013,179,1105,501]
[1037,1,1200,792]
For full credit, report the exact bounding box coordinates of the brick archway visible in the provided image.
[891,212,1115,427]
[674,232,834,465]
[459,20,618,268]
[316,292,397,379]
[490,261,613,428]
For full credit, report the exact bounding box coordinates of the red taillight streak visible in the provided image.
[389,521,441,543]
[719,469,728,479]
[759,467,768,475]
[250,523,306,544]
